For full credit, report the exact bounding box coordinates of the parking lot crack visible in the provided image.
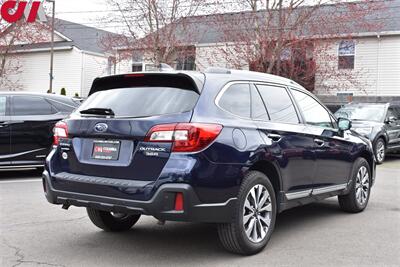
[3,216,86,229]
[2,238,66,267]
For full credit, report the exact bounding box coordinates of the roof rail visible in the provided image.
[204,67,231,74]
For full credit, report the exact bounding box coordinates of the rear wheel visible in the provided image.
[87,208,141,232]
[374,138,386,164]
[338,158,371,213]
[218,171,277,255]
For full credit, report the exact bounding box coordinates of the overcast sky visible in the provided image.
[49,0,109,28]
[48,0,349,33]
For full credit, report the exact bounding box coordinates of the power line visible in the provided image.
[54,13,400,33]
[54,1,241,14]
[54,2,400,16]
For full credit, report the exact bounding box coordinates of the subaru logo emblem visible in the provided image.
[94,123,108,133]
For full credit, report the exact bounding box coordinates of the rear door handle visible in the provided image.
[268,133,282,142]
[314,138,325,147]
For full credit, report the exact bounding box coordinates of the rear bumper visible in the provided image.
[43,170,237,223]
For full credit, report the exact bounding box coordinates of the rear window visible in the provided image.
[77,87,199,117]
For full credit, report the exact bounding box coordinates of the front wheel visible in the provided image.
[374,138,386,164]
[218,171,277,255]
[87,208,141,232]
[338,158,371,213]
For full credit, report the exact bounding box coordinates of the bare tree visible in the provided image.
[101,0,207,67]
[0,0,49,90]
[211,0,386,91]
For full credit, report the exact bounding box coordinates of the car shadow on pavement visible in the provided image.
[0,169,42,180]
[76,199,344,261]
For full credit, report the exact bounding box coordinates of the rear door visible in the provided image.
[10,95,63,165]
[0,96,11,166]
[253,83,316,197]
[290,89,353,189]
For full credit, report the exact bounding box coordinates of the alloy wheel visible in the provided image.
[355,166,370,205]
[376,141,385,162]
[243,184,272,243]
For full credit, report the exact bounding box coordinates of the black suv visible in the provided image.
[335,103,400,164]
[0,92,79,169]
[43,70,376,255]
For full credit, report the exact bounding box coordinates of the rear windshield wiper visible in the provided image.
[79,108,115,116]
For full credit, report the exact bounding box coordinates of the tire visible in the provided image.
[338,158,371,213]
[86,208,141,232]
[218,171,277,255]
[374,138,386,165]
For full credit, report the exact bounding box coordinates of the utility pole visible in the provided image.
[48,0,55,93]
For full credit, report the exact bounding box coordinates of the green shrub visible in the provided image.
[60,88,66,96]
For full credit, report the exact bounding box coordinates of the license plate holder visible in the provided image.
[92,140,121,161]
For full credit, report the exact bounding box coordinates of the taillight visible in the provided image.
[53,121,68,146]
[174,192,184,211]
[145,123,223,152]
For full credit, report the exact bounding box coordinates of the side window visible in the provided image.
[394,107,400,119]
[218,83,251,118]
[0,96,6,116]
[386,107,400,123]
[12,96,55,116]
[256,84,299,123]
[291,89,333,128]
[251,85,269,120]
[387,108,396,119]
[47,99,75,113]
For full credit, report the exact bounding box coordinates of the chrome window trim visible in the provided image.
[215,81,301,125]
[214,81,253,121]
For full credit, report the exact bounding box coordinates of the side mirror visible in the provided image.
[338,118,352,131]
[386,116,397,124]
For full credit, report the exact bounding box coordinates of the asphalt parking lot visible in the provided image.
[1,158,400,267]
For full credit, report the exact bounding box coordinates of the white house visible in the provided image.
[1,19,117,97]
[115,0,400,105]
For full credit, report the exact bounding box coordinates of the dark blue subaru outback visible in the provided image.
[43,69,375,255]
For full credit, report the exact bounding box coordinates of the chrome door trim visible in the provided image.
[0,164,44,169]
[285,189,312,200]
[0,148,46,160]
[312,183,347,195]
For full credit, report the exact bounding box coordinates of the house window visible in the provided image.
[107,57,115,75]
[176,55,196,71]
[132,63,143,72]
[338,40,355,69]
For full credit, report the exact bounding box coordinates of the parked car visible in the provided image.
[0,92,80,170]
[335,103,400,164]
[43,70,375,255]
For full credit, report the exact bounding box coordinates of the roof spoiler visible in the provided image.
[89,73,203,96]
